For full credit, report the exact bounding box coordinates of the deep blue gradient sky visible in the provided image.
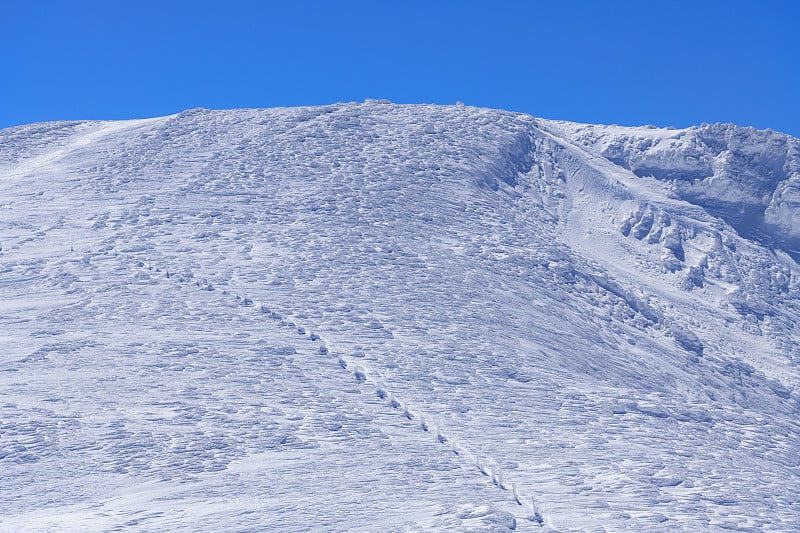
[3,1,799,135]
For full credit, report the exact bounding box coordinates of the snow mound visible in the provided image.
[1,102,799,532]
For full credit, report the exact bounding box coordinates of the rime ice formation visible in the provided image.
[1,103,799,532]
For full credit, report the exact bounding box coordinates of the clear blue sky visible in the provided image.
[2,0,799,135]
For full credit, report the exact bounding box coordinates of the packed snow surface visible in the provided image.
[1,102,799,532]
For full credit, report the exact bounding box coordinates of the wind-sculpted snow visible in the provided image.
[1,102,799,532]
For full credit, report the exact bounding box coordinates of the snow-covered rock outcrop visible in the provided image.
[549,121,800,250]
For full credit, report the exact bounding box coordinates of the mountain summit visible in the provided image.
[2,103,799,532]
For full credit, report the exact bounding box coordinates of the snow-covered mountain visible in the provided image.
[1,102,798,532]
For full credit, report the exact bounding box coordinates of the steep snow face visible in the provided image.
[535,119,800,377]
[1,103,799,532]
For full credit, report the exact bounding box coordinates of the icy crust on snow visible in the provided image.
[1,103,799,532]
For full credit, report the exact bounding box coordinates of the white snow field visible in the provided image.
[1,102,799,532]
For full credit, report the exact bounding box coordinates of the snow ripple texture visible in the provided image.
[1,102,799,532]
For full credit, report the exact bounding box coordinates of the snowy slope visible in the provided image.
[1,102,798,532]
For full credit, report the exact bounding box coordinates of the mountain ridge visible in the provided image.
[1,102,799,531]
